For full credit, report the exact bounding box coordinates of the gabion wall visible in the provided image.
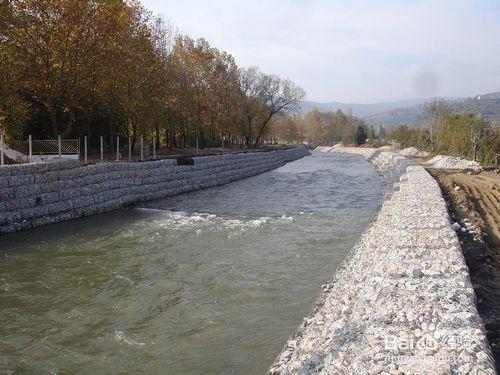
[0,148,310,235]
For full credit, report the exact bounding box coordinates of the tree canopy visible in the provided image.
[390,102,499,164]
[0,0,304,149]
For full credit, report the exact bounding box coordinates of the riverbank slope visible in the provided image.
[0,147,309,235]
[270,148,495,374]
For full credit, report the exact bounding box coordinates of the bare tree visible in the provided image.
[236,67,305,148]
[471,118,492,161]
[253,74,305,147]
[425,99,447,151]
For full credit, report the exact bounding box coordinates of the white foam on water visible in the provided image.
[114,330,146,346]
[135,208,294,236]
[113,271,134,285]
[136,208,294,233]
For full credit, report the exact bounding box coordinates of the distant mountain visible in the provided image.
[448,93,500,121]
[363,92,500,128]
[363,104,427,128]
[299,97,450,118]
[301,92,500,128]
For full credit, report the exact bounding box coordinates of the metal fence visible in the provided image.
[1,135,157,165]
[0,136,80,165]
[0,134,288,166]
[17,137,79,163]
[0,134,4,166]
[33,139,79,156]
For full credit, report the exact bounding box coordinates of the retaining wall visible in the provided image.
[270,148,496,374]
[0,147,309,235]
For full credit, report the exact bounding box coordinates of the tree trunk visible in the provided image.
[131,119,137,150]
[62,108,75,138]
[109,121,114,154]
[48,107,58,137]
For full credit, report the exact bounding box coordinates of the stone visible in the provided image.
[269,148,495,374]
[0,147,310,234]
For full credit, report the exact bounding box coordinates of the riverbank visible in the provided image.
[427,169,500,368]
[270,147,496,374]
[0,147,309,235]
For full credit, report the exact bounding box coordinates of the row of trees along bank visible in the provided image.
[0,0,304,151]
[390,101,500,165]
[269,103,499,166]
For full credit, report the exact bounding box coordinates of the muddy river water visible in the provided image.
[0,153,385,374]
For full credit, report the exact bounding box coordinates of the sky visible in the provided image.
[141,0,500,103]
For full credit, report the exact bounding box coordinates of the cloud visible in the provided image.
[141,0,500,102]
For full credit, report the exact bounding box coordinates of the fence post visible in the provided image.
[116,137,120,161]
[29,135,32,163]
[128,137,132,161]
[140,136,144,161]
[0,133,4,166]
[100,136,104,162]
[153,137,156,159]
[196,137,199,155]
[58,135,62,158]
[84,136,88,165]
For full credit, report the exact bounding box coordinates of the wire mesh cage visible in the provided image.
[14,139,80,155]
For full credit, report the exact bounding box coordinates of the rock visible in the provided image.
[426,155,482,171]
[0,148,311,235]
[412,268,424,278]
[270,150,495,375]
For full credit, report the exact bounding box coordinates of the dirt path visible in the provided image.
[427,168,500,368]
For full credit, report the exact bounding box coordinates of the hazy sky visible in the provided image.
[141,0,500,103]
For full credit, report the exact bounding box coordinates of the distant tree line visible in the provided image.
[0,0,304,150]
[390,101,500,165]
[265,109,375,146]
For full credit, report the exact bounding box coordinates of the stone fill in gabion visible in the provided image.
[269,150,496,374]
[399,147,430,158]
[426,155,483,171]
[0,147,310,235]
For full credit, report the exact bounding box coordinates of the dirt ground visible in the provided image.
[427,168,500,368]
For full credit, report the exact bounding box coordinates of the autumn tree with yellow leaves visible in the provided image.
[0,0,304,150]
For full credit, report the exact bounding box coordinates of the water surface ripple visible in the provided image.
[0,153,385,374]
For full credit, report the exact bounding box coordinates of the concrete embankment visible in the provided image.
[0,147,309,235]
[270,147,496,374]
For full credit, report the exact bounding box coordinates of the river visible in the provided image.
[0,152,385,374]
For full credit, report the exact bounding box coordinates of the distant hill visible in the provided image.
[299,98,436,118]
[363,104,427,128]
[363,92,500,128]
[301,92,500,129]
[448,93,500,122]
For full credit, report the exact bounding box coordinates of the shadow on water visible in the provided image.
[0,153,385,374]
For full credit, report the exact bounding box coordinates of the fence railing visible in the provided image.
[15,138,80,156]
[0,134,4,166]
[1,134,297,166]
[1,135,177,165]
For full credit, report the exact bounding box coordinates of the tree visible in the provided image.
[367,126,376,140]
[234,67,304,148]
[424,100,448,151]
[378,125,386,138]
[354,126,367,145]
[0,0,304,152]
[470,119,492,162]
